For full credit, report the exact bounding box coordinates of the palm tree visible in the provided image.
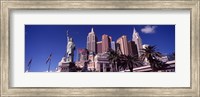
[118,55,127,71]
[112,54,143,72]
[125,55,143,72]
[140,45,164,72]
[108,49,120,72]
[81,60,90,72]
[168,52,175,61]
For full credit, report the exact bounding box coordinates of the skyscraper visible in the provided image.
[87,28,97,53]
[132,28,143,56]
[97,41,102,54]
[116,35,129,55]
[128,41,138,57]
[102,34,111,53]
[111,41,116,51]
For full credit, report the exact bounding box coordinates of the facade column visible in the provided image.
[103,63,106,72]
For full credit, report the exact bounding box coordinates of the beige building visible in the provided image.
[132,28,143,56]
[132,60,175,72]
[57,57,70,72]
[116,35,129,55]
[87,28,97,53]
[87,52,96,71]
[97,41,102,54]
[102,34,111,53]
[94,52,115,72]
[128,41,138,57]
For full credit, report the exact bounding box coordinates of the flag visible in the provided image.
[46,53,52,64]
[27,59,32,67]
[63,53,66,57]
[26,58,32,72]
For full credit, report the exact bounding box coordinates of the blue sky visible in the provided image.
[25,25,175,72]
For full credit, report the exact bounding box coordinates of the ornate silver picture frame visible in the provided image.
[1,0,199,96]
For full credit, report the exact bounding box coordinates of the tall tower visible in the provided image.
[102,34,111,53]
[116,35,129,55]
[111,41,116,51]
[87,28,97,54]
[132,27,142,56]
[128,41,138,57]
[97,41,102,54]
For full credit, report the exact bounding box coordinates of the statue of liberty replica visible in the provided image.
[56,31,76,72]
[66,31,75,63]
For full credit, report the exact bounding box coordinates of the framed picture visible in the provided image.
[1,0,199,96]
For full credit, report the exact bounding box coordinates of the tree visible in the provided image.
[140,45,165,72]
[118,55,127,71]
[108,49,143,72]
[81,60,90,72]
[118,55,143,72]
[168,52,175,61]
[125,55,143,72]
[68,62,77,72]
[108,49,120,72]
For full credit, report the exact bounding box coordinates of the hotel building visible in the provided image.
[97,41,102,54]
[111,41,116,51]
[128,41,138,57]
[87,28,97,54]
[102,34,112,53]
[132,28,143,56]
[77,48,89,61]
[116,35,129,55]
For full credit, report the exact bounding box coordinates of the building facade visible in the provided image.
[111,41,116,51]
[128,41,138,57]
[77,48,89,61]
[102,34,111,53]
[94,52,115,72]
[116,35,129,55]
[57,57,76,72]
[87,28,97,54]
[76,49,96,72]
[87,52,96,71]
[132,28,143,56]
[132,60,175,72]
[97,41,102,54]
